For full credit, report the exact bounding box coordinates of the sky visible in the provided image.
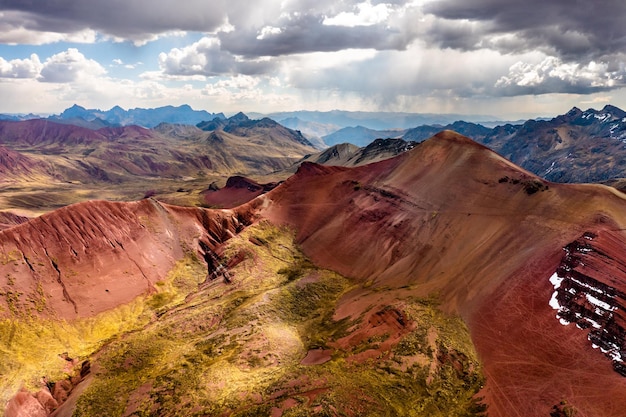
[0,0,624,119]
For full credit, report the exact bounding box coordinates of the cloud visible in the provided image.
[0,10,97,44]
[0,54,42,78]
[0,0,422,51]
[284,44,518,102]
[0,0,230,44]
[2,0,626,114]
[416,0,626,96]
[322,1,393,27]
[39,48,106,83]
[155,36,277,77]
[200,75,300,110]
[496,57,626,95]
[423,0,626,63]
[219,11,416,57]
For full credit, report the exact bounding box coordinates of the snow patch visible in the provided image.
[586,293,617,311]
[594,113,611,122]
[549,272,564,312]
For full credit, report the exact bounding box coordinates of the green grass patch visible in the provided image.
[0,254,206,410]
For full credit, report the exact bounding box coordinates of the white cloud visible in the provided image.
[116,30,188,47]
[496,56,626,94]
[256,26,282,40]
[158,37,220,75]
[155,36,277,77]
[140,70,207,82]
[0,54,42,78]
[198,74,300,110]
[40,48,107,83]
[323,1,392,27]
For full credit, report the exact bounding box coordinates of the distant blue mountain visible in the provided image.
[52,104,225,128]
[0,113,41,121]
[322,126,406,147]
[251,110,499,130]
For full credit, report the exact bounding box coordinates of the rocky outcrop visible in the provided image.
[549,230,626,375]
[202,176,281,208]
[5,360,91,417]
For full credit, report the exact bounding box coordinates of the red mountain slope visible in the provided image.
[0,144,55,182]
[248,130,626,416]
[0,199,251,319]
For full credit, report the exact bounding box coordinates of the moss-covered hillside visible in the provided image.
[3,222,486,416]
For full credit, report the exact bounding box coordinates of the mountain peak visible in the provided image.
[430,129,484,147]
[60,104,90,118]
[601,104,626,118]
[565,106,583,117]
[229,112,250,122]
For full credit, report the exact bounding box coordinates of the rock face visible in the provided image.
[197,112,315,149]
[400,105,626,184]
[0,145,55,183]
[322,126,405,147]
[53,104,225,128]
[0,212,30,230]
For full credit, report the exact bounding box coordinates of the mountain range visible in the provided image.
[49,104,226,129]
[0,112,316,214]
[248,109,499,130]
[0,119,311,180]
[3,131,626,416]
[307,105,626,185]
[1,105,505,145]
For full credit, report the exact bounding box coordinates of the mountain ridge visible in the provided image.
[251,130,626,416]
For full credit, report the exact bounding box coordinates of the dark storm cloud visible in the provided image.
[219,14,412,57]
[0,0,229,41]
[423,0,626,62]
[0,0,419,51]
